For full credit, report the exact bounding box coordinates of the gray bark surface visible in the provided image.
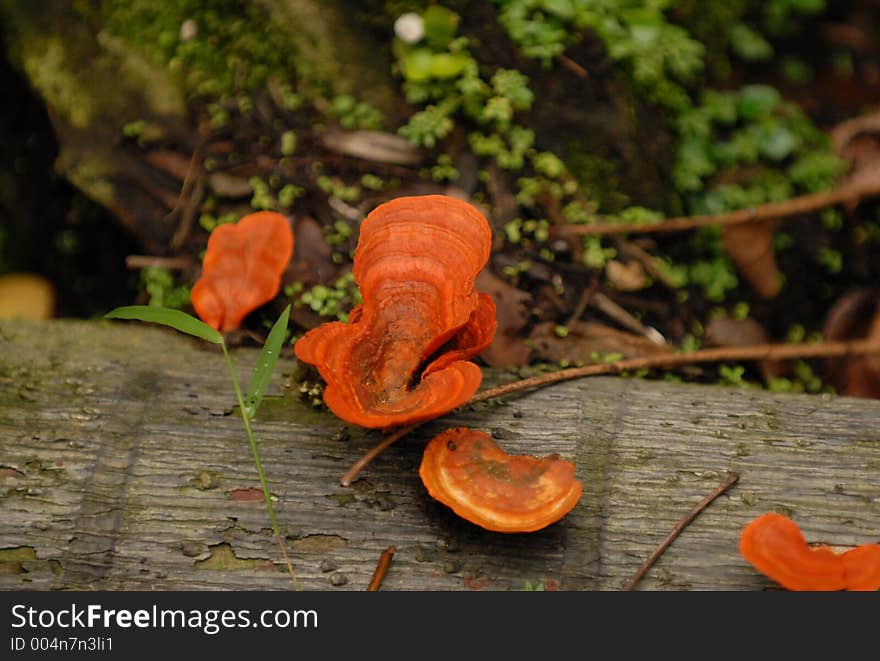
[1,319,878,591]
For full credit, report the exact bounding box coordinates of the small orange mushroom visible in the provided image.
[419,427,583,533]
[294,195,496,428]
[191,211,294,332]
[739,512,880,591]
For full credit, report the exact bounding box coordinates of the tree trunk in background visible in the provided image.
[0,0,402,252]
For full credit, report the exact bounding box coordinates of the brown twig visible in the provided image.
[339,338,880,485]
[624,472,740,591]
[555,53,588,78]
[367,545,397,591]
[125,255,195,270]
[559,178,880,236]
[614,239,678,290]
[469,338,880,404]
[565,277,599,327]
[589,291,666,345]
[169,142,206,250]
[830,111,880,153]
[340,425,416,486]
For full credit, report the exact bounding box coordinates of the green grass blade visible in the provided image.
[105,305,223,344]
[244,304,291,419]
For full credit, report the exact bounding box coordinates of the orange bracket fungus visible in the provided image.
[419,427,583,533]
[739,512,880,591]
[191,211,294,332]
[294,195,497,428]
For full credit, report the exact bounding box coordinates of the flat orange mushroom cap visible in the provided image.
[419,427,583,533]
[294,195,497,428]
[739,512,880,591]
[191,211,294,332]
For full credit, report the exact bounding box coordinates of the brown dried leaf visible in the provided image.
[144,150,191,181]
[529,321,670,365]
[704,315,787,381]
[475,269,531,367]
[605,259,649,292]
[830,113,880,212]
[721,220,782,299]
[286,215,340,331]
[822,289,880,398]
[321,130,423,165]
[207,171,254,198]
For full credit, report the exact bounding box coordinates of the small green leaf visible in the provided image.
[728,23,773,62]
[422,5,459,49]
[736,85,780,120]
[429,52,469,79]
[244,304,291,419]
[402,48,434,82]
[539,0,575,20]
[105,306,223,344]
[760,126,798,161]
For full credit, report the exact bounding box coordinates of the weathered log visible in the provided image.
[0,319,878,591]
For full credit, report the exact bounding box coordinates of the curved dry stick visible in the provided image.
[624,472,740,591]
[560,178,880,236]
[340,424,417,486]
[339,338,880,485]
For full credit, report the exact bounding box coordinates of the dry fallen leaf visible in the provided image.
[830,112,880,212]
[286,215,342,330]
[822,288,880,398]
[704,314,787,381]
[321,129,423,165]
[208,171,254,198]
[475,269,531,368]
[721,219,782,299]
[144,149,191,181]
[605,259,649,292]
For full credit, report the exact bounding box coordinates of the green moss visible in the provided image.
[187,469,221,491]
[194,543,278,571]
[0,546,37,575]
[22,38,96,129]
[236,394,337,427]
[93,0,299,100]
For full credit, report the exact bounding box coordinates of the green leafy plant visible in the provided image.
[674,85,846,213]
[139,267,191,309]
[104,304,300,589]
[492,0,704,111]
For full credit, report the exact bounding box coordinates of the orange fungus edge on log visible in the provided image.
[191,211,294,333]
[739,512,880,591]
[419,427,583,533]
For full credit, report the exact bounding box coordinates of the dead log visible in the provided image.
[0,319,878,591]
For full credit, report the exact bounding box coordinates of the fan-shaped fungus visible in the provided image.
[191,211,294,332]
[739,512,880,591]
[294,195,496,428]
[419,427,583,533]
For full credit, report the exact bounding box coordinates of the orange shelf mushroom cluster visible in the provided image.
[419,427,583,533]
[295,195,497,429]
[740,512,880,591]
[294,195,583,534]
[191,211,294,333]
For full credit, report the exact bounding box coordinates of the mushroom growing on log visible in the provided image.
[294,195,496,429]
[190,211,294,333]
[419,427,583,533]
[739,512,880,591]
